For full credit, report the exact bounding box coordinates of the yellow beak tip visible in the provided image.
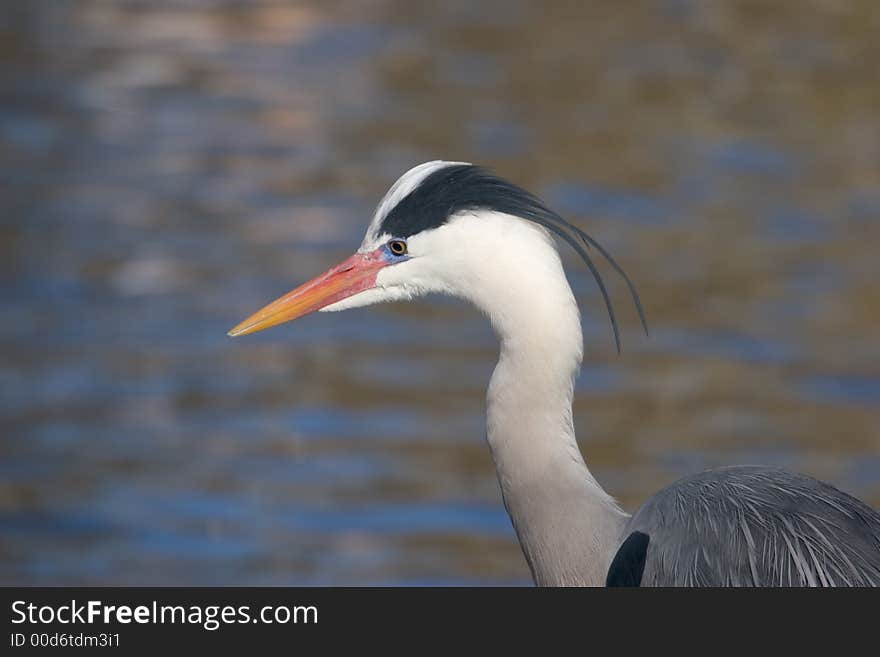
[226,251,382,340]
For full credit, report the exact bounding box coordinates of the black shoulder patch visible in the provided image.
[606,531,650,587]
[379,164,558,239]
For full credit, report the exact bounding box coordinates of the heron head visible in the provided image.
[228,161,645,348]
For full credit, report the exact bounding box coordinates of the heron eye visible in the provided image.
[388,239,408,256]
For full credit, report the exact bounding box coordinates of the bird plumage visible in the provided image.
[231,160,880,587]
[611,466,880,587]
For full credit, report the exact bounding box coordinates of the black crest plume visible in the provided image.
[379,164,648,351]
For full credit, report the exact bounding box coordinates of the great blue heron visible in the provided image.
[229,161,880,586]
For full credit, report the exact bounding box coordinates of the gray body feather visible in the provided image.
[615,465,880,587]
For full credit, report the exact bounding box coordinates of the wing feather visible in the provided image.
[611,466,880,587]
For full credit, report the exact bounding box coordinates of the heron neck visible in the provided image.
[483,264,628,586]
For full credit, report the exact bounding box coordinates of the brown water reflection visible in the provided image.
[1,1,878,585]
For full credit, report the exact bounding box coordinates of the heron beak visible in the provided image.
[228,250,388,337]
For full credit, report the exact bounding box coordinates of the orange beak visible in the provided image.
[228,249,389,337]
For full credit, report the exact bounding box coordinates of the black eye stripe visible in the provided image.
[376,163,648,351]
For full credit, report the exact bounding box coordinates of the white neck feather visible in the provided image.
[359,209,630,585]
[460,213,629,586]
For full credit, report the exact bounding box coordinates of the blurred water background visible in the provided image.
[1,0,878,585]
